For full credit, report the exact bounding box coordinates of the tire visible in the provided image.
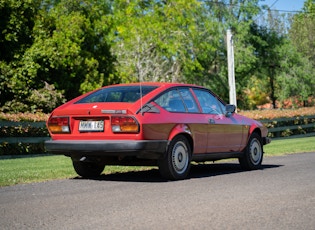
[72,160,105,178]
[239,133,263,170]
[158,135,192,180]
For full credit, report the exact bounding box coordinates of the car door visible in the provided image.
[153,87,209,154]
[192,88,244,153]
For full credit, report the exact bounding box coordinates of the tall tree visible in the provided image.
[201,0,261,105]
[111,0,263,106]
[111,0,220,84]
[0,0,41,109]
[248,22,284,108]
[1,0,118,112]
[285,0,315,106]
[0,0,41,62]
[290,0,315,65]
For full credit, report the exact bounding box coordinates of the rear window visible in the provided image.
[76,86,158,103]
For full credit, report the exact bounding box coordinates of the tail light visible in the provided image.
[48,117,70,134]
[111,116,139,133]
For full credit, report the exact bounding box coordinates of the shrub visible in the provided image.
[27,82,66,113]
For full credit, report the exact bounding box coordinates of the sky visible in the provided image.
[259,0,305,12]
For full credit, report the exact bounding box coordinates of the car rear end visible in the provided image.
[45,84,168,160]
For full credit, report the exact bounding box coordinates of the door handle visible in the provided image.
[209,119,215,124]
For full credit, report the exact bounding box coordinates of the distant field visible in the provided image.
[0,137,314,187]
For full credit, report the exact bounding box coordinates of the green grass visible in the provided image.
[1,137,314,187]
[264,136,315,156]
[0,155,154,187]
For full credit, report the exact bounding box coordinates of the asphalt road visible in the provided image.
[1,152,315,230]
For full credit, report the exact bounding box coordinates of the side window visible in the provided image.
[193,89,224,114]
[178,88,199,113]
[154,88,199,113]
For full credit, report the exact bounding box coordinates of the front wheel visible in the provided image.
[239,133,263,170]
[72,160,105,178]
[158,135,192,180]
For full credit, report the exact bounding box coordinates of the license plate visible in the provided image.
[79,120,104,132]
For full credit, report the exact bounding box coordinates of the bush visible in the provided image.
[0,122,49,156]
[0,82,65,114]
[27,82,66,113]
[1,107,315,155]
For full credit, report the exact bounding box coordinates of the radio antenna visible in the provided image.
[140,79,143,115]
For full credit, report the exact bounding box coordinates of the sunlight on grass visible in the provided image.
[0,155,154,187]
[264,136,315,156]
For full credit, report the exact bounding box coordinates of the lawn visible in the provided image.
[1,136,314,187]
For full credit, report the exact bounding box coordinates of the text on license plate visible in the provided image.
[79,120,104,132]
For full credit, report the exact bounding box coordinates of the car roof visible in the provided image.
[105,82,202,89]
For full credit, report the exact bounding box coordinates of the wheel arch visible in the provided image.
[247,124,262,139]
[246,127,264,155]
[167,124,194,154]
[251,127,262,139]
[245,127,263,152]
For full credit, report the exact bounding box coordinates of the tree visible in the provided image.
[248,22,284,109]
[276,40,314,107]
[111,0,218,84]
[0,0,118,113]
[266,0,315,107]
[111,0,263,106]
[290,0,315,64]
[0,0,41,62]
[201,0,262,105]
[0,0,41,109]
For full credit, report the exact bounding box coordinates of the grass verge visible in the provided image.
[1,137,314,187]
[264,136,315,156]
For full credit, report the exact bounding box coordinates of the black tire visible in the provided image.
[72,160,105,178]
[158,135,192,180]
[239,132,263,170]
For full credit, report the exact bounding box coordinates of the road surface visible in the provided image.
[1,152,315,229]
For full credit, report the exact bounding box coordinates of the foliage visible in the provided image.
[0,81,65,113]
[0,0,314,111]
[0,142,45,156]
[27,82,66,113]
[239,106,315,120]
[0,125,48,137]
[111,0,219,85]
[0,112,49,122]
[0,0,118,113]
[0,122,49,156]
[285,0,315,106]
[290,0,315,64]
[0,0,41,62]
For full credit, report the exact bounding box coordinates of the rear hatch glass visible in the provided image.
[75,86,158,104]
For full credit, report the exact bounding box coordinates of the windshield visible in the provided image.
[75,86,158,103]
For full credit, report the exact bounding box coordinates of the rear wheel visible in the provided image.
[72,160,105,178]
[158,135,191,180]
[239,133,263,170]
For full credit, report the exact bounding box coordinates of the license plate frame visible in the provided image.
[79,120,104,132]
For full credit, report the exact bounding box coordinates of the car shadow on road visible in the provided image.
[73,162,283,183]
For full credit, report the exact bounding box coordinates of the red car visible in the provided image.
[45,83,271,180]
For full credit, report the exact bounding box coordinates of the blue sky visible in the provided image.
[260,0,305,12]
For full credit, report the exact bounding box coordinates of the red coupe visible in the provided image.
[45,82,271,180]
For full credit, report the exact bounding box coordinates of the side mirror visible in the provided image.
[225,104,236,117]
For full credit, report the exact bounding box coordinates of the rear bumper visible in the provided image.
[45,140,168,159]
